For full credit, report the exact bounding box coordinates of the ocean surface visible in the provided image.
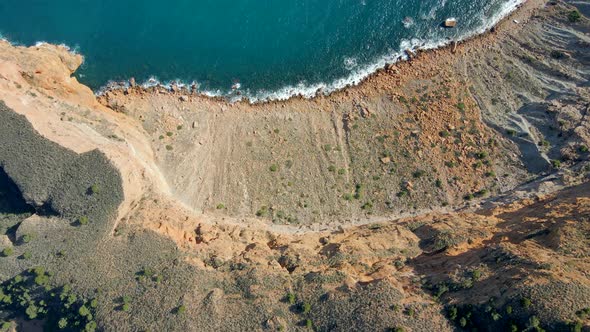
[0,0,522,101]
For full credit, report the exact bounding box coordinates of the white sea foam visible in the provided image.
[95,0,524,103]
[343,57,358,70]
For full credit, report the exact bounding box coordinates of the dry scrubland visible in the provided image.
[0,0,589,331]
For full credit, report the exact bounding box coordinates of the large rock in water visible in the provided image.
[444,18,457,28]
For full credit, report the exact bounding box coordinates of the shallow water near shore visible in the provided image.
[0,0,521,101]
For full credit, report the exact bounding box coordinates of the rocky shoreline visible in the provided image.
[96,0,533,106]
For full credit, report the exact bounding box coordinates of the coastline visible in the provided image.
[95,0,542,110]
[88,0,529,104]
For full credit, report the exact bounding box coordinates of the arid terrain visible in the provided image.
[0,0,590,331]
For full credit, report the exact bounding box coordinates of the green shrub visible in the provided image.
[2,247,13,257]
[568,10,582,23]
[26,304,39,319]
[58,318,68,329]
[269,164,278,172]
[216,203,225,210]
[506,305,513,315]
[176,305,186,314]
[413,170,426,178]
[521,297,531,309]
[338,168,346,175]
[287,293,296,305]
[22,251,32,260]
[459,317,467,327]
[165,145,173,151]
[579,145,589,153]
[301,302,311,314]
[21,234,33,243]
[491,312,502,321]
[571,321,583,332]
[397,190,409,198]
[328,165,336,173]
[528,315,540,328]
[550,50,565,59]
[475,151,488,159]
[361,201,373,210]
[472,269,482,281]
[166,131,173,137]
[439,130,451,138]
[354,184,364,200]
[551,159,561,168]
[256,206,269,217]
[89,184,100,195]
[121,303,130,312]
[78,216,89,225]
[85,321,97,332]
[78,305,91,317]
[306,319,313,329]
[456,103,466,111]
[177,125,183,130]
[448,306,458,320]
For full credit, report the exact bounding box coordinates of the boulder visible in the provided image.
[444,18,457,28]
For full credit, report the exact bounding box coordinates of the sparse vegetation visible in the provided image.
[0,271,98,331]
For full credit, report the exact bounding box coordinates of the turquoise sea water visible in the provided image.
[0,0,522,101]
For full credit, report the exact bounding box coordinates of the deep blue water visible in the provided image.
[0,0,521,101]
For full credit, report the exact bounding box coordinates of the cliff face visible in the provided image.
[0,0,589,331]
